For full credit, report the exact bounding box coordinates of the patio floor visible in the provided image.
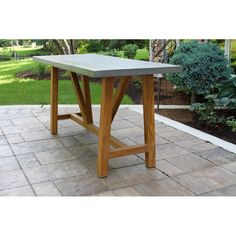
[0,106,236,196]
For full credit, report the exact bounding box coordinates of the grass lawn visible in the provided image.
[0,59,132,105]
[0,46,44,57]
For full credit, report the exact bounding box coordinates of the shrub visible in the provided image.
[168,40,232,95]
[0,40,11,47]
[32,62,50,78]
[189,101,218,127]
[108,40,148,50]
[226,118,236,132]
[122,44,138,59]
[213,75,236,108]
[99,49,119,57]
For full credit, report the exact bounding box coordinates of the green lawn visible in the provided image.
[0,59,132,105]
[0,46,44,57]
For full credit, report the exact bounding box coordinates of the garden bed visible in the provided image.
[157,109,236,145]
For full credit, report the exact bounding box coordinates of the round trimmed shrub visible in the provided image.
[168,40,232,95]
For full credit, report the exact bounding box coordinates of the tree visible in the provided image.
[168,40,232,103]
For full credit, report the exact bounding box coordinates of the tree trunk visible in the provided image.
[191,92,196,104]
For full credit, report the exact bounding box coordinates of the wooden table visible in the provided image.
[33,54,181,177]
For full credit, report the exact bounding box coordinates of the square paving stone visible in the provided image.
[0,156,20,171]
[59,136,81,147]
[6,134,24,144]
[109,155,144,169]
[222,161,236,174]
[74,133,98,145]
[58,119,78,128]
[0,119,13,128]
[0,169,29,191]
[117,109,141,117]
[35,148,76,165]
[115,164,167,185]
[111,119,135,130]
[156,128,181,138]
[54,174,108,196]
[102,164,167,191]
[157,160,185,176]
[156,143,190,160]
[202,184,236,196]
[125,117,144,128]
[69,145,97,173]
[101,170,133,191]
[164,133,200,143]
[0,136,8,146]
[21,130,54,142]
[166,153,215,172]
[11,117,42,126]
[134,178,194,196]
[32,181,62,196]
[129,135,169,146]
[111,126,144,139]
[2,123,46,135]
[174,137,206,147]
[197,148,236,165]
[23,159,88,184]
[57,126,87,137]
[11,139,64,155]
[0,186,35,196]
[0,145,13,157]
[16,153,40,168]
[113,187,141,196]
[174,166,236,195]
[184,142,216,152]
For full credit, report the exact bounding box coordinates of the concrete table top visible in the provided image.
[33,54,182,78]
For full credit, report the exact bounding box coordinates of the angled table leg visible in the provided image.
[97,77,114,177]
[142,75,156,168]
[112,76,131,121]
[81,75,93,124]
[50,67,58,134]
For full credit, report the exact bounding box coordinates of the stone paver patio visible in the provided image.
[0,106,236,196]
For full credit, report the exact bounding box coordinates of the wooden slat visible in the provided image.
[97,77,114,177]
[70,72,90,124]
[50,67,58,134]
[70,113,126,148]
[109,144,148,158]
[81,75,93,124]
[58,114,71,120]
[142,75,156,168]
[58,112,82,120]
[112,76,131,121]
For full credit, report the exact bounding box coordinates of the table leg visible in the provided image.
[97,77,114,177]
[50,67,58,134]
[142,75,156,168]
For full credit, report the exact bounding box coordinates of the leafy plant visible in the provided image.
[226,118,236,132]
[213,75,236,108]
[168,40,232,95]
[189,101,219,127]
[99,49,119,57]
[32,62,50,78]
[122,44,138,59]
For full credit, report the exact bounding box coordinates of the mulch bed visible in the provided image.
[157,109,236,145]
[153,79,236,145]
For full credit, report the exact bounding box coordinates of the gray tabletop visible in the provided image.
[33,54,182,78]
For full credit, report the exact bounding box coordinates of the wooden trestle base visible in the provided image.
[50,67,156,177]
